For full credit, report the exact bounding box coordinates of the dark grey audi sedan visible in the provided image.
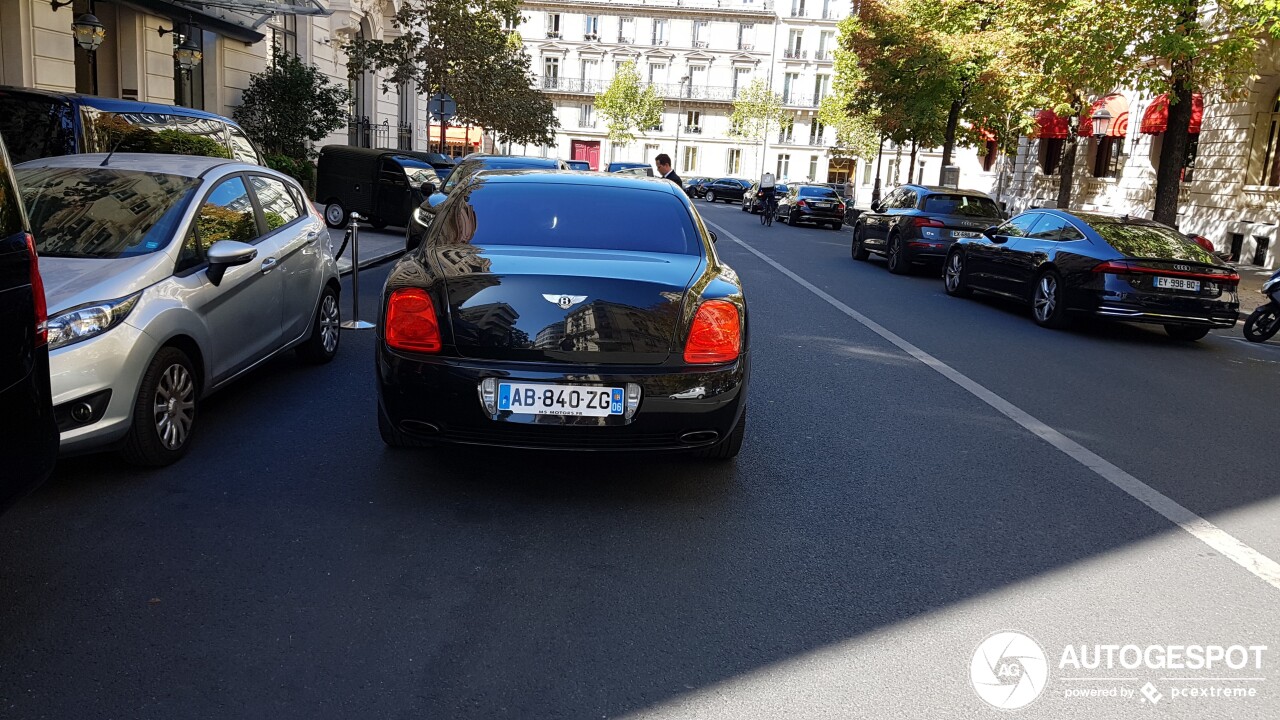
[852,185,1003,273]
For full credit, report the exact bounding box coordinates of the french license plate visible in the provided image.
[951,230,982,238]
[813,202,830,208]
[1155,276,1201,292]
[497,382,624,417]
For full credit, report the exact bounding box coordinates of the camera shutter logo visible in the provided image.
[970,631,1049,710]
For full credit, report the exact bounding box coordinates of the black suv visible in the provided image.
[0,135,57,513]
[852,185,1002,274]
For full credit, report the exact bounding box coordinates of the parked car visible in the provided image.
[316,146,456,229]
[606,161,654,176]
[0,135,57,513]
[777,184,848,229]
[741,182,790,213]
[407,155,568,251]
[944,209,1240,341]
[852,185,1003,274]
[378,170,749,459]
[17,153,342,465]
[0,86,264,165]
[565,160,592,171]
[683,176,712,197]
[702,178,752,203]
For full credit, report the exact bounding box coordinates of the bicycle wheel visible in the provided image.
[760,205,768,225]
[765,205,774,226]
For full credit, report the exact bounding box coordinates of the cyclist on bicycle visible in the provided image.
[757,172,778,218]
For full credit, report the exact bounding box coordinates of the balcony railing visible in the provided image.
[738,42,753,51]
[693,40,709,48]
[790,9,806,17]
[537,76,743,102]
[816,50,833,61]
[526,0,775,10]
[685,125,703,134]
[585,32,599,41]
[784,49,808,60]
[618,35,634,43]
[546,30,561,39]
[651,38,669,45]
[782,92,817,107]
[822,9,839,19]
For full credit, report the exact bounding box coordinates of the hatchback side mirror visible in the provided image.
[206,240,258,286]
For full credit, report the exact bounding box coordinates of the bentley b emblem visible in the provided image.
[543,294,587,310]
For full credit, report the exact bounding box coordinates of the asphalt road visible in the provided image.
[3,199,1279,719]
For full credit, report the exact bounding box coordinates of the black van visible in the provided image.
[0,134,58,513]
[0,86,264,165]
[316,145,456,229]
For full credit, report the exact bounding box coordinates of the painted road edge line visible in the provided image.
[708,220,1280,593]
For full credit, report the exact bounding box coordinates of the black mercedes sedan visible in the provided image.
[702,178,752,204]
[377,171,749,459]
[777,184,847,230]
[944,210,1239,340]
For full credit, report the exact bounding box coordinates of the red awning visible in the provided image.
[1140,93,1204,135]
[1035,109,1070,139]
[1078,94,1129,137]
[978,127,997,143]
[428,125,484,146]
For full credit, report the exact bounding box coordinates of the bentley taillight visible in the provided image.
[684,300,741,364]
[385,288,442,353]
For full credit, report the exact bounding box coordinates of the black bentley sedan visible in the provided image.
[853,185,1002,274]
[944,210,1240,341]
[377,171,749,458]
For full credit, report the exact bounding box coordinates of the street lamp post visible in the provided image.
[69,5,106,95]
[674,75,690,163]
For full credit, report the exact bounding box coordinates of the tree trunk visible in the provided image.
[940,97,962,184]
[908,138,918,184]
[1153,20,1197,226]
[892,143,902,184]
[1055,96,1083,210]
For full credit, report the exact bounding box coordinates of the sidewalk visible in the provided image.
[326,226,405,275]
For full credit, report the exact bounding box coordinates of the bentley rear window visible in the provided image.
[449,182,701,256]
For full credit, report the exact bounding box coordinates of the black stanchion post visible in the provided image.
[341,212,375,330]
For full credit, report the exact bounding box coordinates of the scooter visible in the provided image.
[1243,268,1280,342]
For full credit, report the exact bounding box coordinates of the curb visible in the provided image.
[337,248,405,277]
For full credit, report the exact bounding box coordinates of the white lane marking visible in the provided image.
[709,221,1280,593]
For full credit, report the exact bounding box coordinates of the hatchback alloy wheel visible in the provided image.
[320,293,340,353]
[944,251,970,297]
[153,363,195,451]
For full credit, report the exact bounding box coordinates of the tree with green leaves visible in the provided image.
[234,45,350,160]
[729,77,785,145]
[1119,1,1280,225]
[594,61,664,146]
[346,0,557,147]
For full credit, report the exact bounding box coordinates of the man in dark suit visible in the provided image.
[655,153,682,188]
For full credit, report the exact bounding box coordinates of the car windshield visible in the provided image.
[16,166,200,259]
[0,93,77,164]
[450,182,701,255]
[921,194,1001,218]
[799,186,839,198]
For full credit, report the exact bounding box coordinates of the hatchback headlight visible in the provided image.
[47,293,141,350]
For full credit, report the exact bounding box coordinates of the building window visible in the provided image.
[733,68,751,96]
[809,121,825,146]
[1184,135,1200,182]
[579,103,595,128]
[649,62,667,85]
[686,110,701,130]
[653,19,669,45]
[818,31,834,60]
[683,146,699,172]
[814,75,830,103]
[862,159,873,185]
[546,13,561,38]
[581,59,600,90]
[544,57,560,80]
[503,13,518,31]
[778,117,794,144]
[693,20,709,47]
[267,14,297,58]
[787,30,804,58]
[727,148,742,174]
[738,23,754,50]
[777,153,791,178]
[1039,138,1064,176]
[1092,137,1123,178]
[1257,91,1280,185]
[584,15,600,39]
[809,155,819,180]
[783,73,798,104]
[619,16,634,43]
[791,0,806,17]
[689,64,707,89]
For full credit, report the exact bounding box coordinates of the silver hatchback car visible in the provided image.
[16,154,341,466]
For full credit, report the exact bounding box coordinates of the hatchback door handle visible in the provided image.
[260,257,278,273]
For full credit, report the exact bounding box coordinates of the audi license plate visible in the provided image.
[498,382,624,417]
[1155,276,1201,292]
[951,230,982,238]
